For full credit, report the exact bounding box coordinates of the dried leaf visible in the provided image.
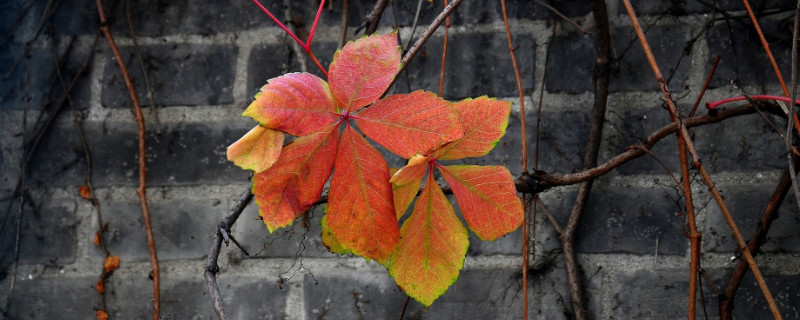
[79,185,91,200]
[96,310,109,320]
[96,280,105,293]
[104,256,120,274]
[93,232,101,246]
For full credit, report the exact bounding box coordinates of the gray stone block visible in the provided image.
[619,0,797,16]
[707,19,792,88]
[101,44,236,108]
[0,199,77,270]
[109,0,283,36]
[703,183,800,253]
[543,187,687,255]
[398,31,535,100]
[725,272,800,319]
[5,275,102,319]
[233,204,335,259]
[547,26,691,93]
[27,120,252,187]
[611,269,721,319]
[92,198,224,262]
[388,0,590,27]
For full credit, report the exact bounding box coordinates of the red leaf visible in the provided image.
[390,154,429,219]
[389,174,469,307]
[356,91,463,158]
[227,126,284,173]
[79,185,92,200]
[329,33,402,112]
[431,97,511,160]
[439,165,523,241]
[243,73,340,136]
[252,125,339,232]
[327,125,399,264]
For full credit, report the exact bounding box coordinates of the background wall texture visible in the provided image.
[2,0,800,319]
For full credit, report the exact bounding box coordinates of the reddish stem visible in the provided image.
[706,95,800,110]
[252,0,329,77]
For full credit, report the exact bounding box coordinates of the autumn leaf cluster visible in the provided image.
[227,32,522,306]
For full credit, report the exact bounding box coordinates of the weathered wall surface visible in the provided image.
[2,0,800,319]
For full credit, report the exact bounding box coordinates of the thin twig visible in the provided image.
[786,0,800,213]
[398,296,410,320]
[622,1,782,318]
[536,21,557,170]
[403,0,425,51]
[719,158,798,319]
[689,55,721,118]
[95,1,160,318]
[499,0,530,317]
[362,0,390,35]
[205,189,254,320]
[438,0,450,97]
[339,0,349,48]
[0,0,36,47]
[3,0,60,79]
[125,0,160,133]
[532,0,589,34]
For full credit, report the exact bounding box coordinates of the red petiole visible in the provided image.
[706,95,800,110]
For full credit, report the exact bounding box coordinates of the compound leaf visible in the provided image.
[389,174,468,307]
[227,125,284,173]
[432,97,510,160]
[329,32,401,112]
[243,73,339,137]
[327,125,400,264]
[439,165,522,241]
[357,91,463,158]
[252,124,339,232]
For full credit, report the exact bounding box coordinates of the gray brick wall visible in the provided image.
[2,0,800,319]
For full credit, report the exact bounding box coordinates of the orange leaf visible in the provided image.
[252,124,338,232]
[439,165,523,240]
[326,125,399,264]
[329,32,402,112]
[389,174,468,306]
[390,154,429,219]
[93,232,101,246]
[321,215,350,255]
[243,73,340,136]
[356,91,463,158]
[104,256,120,274]
[96,310,109,320]
[96,280,105,293]
[227,126,284,173]
[432,97,511,160]
[79,185,92,199]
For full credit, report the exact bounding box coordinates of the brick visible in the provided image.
[0,199,77,269]
[105,274,289,319]
[703,183,800,253]
[90,198,224,262]
[545,32,596,94]
[607,103,785,175]
[305,264,601,319]
[543,187,687,255]
[546,26,691,93]
[246,41,337,99]
[727,272,800,319]
[619,0,797,16]
[101,44,236,108]
[388,0,590,27]
[399,31,535,100]
[27,120,252,187]
[232,204,334,259]
[706,19,792,88]
[611,269,721,319]
[5,275,102,319]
